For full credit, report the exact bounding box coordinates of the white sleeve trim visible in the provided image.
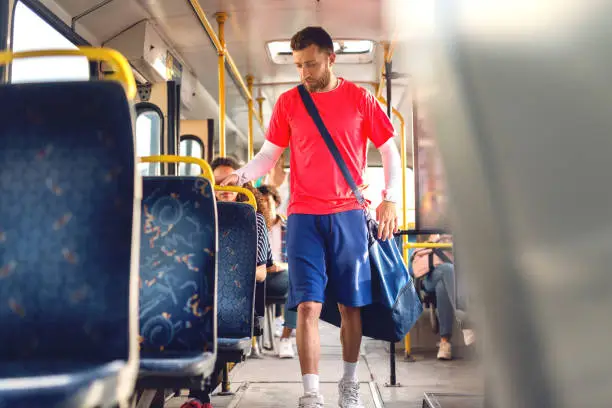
[378,138,402,203]
[234,140,285,184]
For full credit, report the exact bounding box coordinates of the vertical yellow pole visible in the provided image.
[375,42,392,100]
[256,96,265,124]
[404,333,411,358]
[400,115,409,266]
[215,12,228,157]
[395,105,411,359]
[399,113,407,231]
[246,75,254,160]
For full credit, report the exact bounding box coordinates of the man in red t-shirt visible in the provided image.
[220,27,402,408]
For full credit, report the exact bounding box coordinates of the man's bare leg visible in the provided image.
[297,301,322,397]
[338,304,362,364]
[337,304,364,407]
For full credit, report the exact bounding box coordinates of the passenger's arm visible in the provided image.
[378,138,402,203]
[255,265,267,282]
[223,94,290,186]
[232,140,285,185]
[267,261,289,273]
[255,213,272,282]
[374,138,401,239]
[362,90,401,239]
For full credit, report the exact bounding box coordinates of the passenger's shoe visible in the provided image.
[437,341,452,360]
[338,379,364,408]
[298,392,324,408]
[462,329,476,346]
[275,317,284,337]
[180,399,212,408]
[278,338,295,359]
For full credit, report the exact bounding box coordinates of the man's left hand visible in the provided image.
[376,201,399,240]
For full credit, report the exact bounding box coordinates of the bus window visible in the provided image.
[179,136,203,176]
[136,109,162,176]
[11,1,89,83]
[363,166,416,226]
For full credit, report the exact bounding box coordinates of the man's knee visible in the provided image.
[297,301,322,323]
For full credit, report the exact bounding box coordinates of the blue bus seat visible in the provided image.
[137,176,217,389]
[217,337,252,352]
[0,81,139,408]
[216,202,257,356]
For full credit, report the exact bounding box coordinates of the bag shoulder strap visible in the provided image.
[432,248,453,265]
[297,84,365,206]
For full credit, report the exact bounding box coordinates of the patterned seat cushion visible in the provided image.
[216,202,257,339]
[139,176,217,354]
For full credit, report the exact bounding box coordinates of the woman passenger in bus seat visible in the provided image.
[183,157,273,408]
[411,234,465,360]
[211,157,272,283]
[258,184,297,359]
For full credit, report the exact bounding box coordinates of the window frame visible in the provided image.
[135,102,164,176]
[179,134,204,176]
[10,0,97,81]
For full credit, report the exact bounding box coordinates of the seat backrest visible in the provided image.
[0,81,137,362]
[216,202,257,339]
[139,176,217,355]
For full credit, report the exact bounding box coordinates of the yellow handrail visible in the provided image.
[0,47,136,99]
[246,75,254,160]
[188,0,266,131]
[214,186,258,210]
[139,155,214,183]
[216,12,228,157]
[375,41,395,100]
[404,242,453,249]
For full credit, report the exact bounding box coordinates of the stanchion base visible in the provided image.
[403,354,416,362]
[384,382,402,388]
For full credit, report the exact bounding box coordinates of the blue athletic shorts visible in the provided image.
[286,209,372,310]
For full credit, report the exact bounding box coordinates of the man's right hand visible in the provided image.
[219,173,239,186]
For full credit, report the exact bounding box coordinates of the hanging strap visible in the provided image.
[297,84,366,206]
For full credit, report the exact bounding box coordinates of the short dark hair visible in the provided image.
[290,26,334,54]
[211,156,240,171]
[257,184,282,207]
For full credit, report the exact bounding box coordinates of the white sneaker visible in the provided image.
[274,317,284,337]
[298,392,324,408]
[278,338,295,359]
[437,341,452,360]
[338,379,364,408]
[462,329,476,346]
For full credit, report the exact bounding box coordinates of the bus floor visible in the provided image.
[166,321,483,408]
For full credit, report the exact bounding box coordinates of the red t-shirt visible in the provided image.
[266,78,395,216]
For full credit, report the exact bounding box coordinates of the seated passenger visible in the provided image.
[212,157,272,283]
[183,157,273,408]
[411,234,459,360]
[258,184,297,359]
